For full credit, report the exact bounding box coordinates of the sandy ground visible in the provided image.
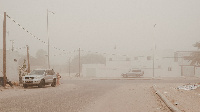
[0,77,199,112]
[83,84,170,112]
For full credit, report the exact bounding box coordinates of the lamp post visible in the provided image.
[47,9,55,69]
[153,24,156,78]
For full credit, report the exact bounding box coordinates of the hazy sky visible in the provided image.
[0,0,200,64]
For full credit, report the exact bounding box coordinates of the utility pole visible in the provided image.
[3,12,7,87]
[26,45,30,73]
[79,48,81,76]
[47,9,55,69]
[69,57,71,77]
[10,40,14,51]
[47,9,50,69]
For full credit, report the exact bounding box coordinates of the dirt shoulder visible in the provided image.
[156,82,200,112]
[0,84,77,99]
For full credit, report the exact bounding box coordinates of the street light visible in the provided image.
[47,9,55,69]
[153,24,156,78]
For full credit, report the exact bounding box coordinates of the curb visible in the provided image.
[153,85,181,112]
[92,78,162,80]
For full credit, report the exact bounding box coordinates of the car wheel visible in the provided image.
[123,74,126,78]
[123,74,128,78]
[23,84,28,88]
[38,79,45,88]
[51,79,56,87]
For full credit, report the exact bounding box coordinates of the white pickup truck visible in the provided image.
[121,69,144,78]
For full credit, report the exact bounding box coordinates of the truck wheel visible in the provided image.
[38,80,45,88]
[23,84,28,88]
[51,79,56,87]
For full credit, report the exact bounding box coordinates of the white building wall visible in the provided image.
[195,67,200,77]
[158,58,181,77]
[82,64,129,78]
[82,50,183,78]
[0,50,20,81]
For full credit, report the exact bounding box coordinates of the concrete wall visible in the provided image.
[82,64,129,77]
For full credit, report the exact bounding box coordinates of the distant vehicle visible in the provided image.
[121,69,144,78]
[22,69,57,88]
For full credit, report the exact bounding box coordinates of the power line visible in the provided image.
[1,13,130,59]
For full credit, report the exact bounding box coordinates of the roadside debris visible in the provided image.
[0,77,13,87]
[177,84,200,90]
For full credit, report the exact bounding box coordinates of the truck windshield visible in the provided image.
[29,70,45,75]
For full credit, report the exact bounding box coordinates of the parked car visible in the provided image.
[22,69,57,88]
[121,69,144,78]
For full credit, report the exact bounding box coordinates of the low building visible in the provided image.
[82,50,200,78]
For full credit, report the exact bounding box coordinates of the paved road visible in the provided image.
[0,77,199,112]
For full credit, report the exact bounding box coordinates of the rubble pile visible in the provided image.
[177,84,200,90]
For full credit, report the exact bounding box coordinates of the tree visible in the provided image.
[185,42,200,66]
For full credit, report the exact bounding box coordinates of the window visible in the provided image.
[29,70,45,75]
[132,70,141,72]
[168,67,172,71]
[46,70,54,75]
[147,56,151,60]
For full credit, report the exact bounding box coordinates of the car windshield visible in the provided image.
[29,70,45,75]
[132,70,141,72]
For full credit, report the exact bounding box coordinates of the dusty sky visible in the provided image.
[0,0,200,64]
